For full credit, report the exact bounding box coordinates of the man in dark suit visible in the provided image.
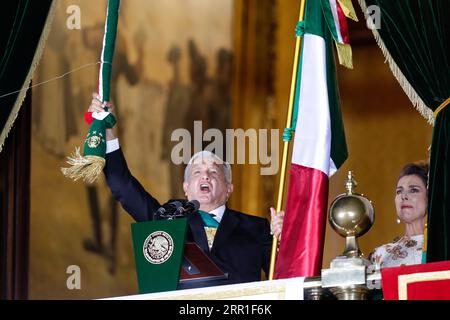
[89,94,285,286]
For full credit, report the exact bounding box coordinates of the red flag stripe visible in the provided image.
[274,165,329,277]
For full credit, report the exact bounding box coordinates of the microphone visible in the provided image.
[175,200,200,215]
[153,200,183,220]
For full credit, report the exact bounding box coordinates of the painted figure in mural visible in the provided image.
[161,45,191,199]
[369,161,429,270]
[162,40,233,199]
[186,39,210,133]
[88,96,285,285]
[207,48,233,136]
[32,5,78,157]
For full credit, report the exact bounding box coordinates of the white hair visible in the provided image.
[184,151,232,184]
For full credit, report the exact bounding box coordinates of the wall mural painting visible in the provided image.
[30,0,233,299]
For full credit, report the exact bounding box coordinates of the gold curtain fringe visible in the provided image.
[0,0,57,153]
[338,0,359,21]
[61,147,105,184]
[335,42,354,69]
[357,0,434,126]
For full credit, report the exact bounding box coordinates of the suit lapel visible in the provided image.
[187,211,209,253]
[211,208,239,252]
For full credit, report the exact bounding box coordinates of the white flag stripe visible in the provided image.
[291,34,333,177]
[328,0,343,43]
[98,3,110,101]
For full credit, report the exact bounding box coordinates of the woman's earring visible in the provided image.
[396,218,401,224]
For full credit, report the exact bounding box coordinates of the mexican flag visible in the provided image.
[274,0,350,278]
[61,0,119,183]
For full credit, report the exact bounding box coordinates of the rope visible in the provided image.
[0,61,101,99]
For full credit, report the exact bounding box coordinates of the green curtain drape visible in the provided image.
[0,0,55,153]
[358,0,450,262]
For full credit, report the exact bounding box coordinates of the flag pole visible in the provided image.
[269,0,307,280]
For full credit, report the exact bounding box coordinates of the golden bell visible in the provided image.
[329,171,374,258]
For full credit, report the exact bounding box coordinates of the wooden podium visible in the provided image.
[178,243,228,290]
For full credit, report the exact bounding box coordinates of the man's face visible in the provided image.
[183,158,233,212]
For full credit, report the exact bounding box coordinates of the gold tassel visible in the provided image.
[335,42,353,69]
[61,147,105,184]
[338,0,359,21]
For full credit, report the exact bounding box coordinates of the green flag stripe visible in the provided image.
[326,28,348,168]
[291,42,304,132]
[320,0,341,42]
[99,0,120,102]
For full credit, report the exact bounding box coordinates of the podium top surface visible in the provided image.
[102,277,306,300]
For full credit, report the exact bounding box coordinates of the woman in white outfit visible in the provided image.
[370,162,429,270]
